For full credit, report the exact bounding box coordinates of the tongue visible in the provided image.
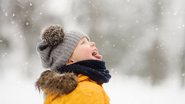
[94,54,102,60]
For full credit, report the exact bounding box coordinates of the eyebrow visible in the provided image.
[80,39,86,44]
[85,38,89,41]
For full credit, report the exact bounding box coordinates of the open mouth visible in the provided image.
[92,49,102,60]
[92,51,97,56]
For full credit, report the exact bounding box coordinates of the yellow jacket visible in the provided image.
[36,70,110,104]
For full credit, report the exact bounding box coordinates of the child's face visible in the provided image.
[68,37,102,64]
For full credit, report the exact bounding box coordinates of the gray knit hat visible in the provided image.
[36,25,89,70]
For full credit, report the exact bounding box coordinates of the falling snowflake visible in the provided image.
[182,73,185,77]
[173,12,177,16]
[112,44,116,48]
[2,52,8,57]
[11,21,15,24]
[155,27,159,31]
[5,12,8,16]
[19,35,23,38]
[12,13,15,17]
[25,21,30,26]
[25,62,29,65]
[136,20,140,23]
[30,3,33,7]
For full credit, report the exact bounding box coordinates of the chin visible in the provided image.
[92,58,102,61]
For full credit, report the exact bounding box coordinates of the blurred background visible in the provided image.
[0,0,185,104]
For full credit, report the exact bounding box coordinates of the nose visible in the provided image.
[90,41,96,47]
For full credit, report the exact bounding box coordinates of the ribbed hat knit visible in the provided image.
[36,25,89,70]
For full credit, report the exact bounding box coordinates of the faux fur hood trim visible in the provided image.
[35,70,78,95]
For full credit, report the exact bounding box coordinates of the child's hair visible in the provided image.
[36,25,89,70]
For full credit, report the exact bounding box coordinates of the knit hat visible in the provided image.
[36,25,89,70]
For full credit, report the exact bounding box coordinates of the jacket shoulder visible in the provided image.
[44,75,110,104]
[58,80,106,104]
[79,79,103,92]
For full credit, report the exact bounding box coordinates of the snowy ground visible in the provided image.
[104,74,185,104]
[0,70,43,104]
[0,70,185,104]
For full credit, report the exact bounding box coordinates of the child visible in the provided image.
[36,25,111,104]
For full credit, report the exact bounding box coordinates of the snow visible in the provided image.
[1,0,185,104]
[182,73,185,77]
[30,3,33,7]
[104,74,185,104]
[12,13,15,17]
[0,70,184,104]
[0,70,43,104]
[11,21,15,24]
[39,12,43,15]
[25,22,30,26]
[5,12,8,16]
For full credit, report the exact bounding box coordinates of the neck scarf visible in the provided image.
[57,60,111,84]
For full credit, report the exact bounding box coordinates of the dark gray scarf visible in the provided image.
[57,60,111,84]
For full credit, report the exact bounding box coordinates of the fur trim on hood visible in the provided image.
[35,70,78,95]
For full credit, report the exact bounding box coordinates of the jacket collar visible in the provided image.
[78,74,89,82]
[36,70,78,95]
[36,70,101,96]
[78,74,101,86]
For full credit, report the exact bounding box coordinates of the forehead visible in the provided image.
[75,37,89,49]
[80,37,90,41]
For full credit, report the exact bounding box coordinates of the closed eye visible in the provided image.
[80,38,89,45]
[81,40,86,44]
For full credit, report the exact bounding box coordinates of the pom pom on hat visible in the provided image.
[41,25,65,46]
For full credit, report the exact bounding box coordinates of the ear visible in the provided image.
[69,59,74,63]
[66,58,75,65]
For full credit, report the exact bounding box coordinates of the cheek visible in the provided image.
[80,48,92,57]
[75,47,92,60]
